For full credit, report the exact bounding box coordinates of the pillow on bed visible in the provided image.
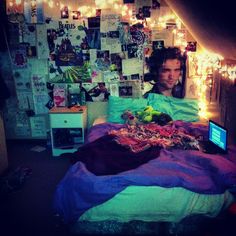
[108,96,148,123]
[147,93,199,122]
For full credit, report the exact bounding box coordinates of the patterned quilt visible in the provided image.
[108,123,200,153]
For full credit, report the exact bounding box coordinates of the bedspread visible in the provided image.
[70,122,204,175]
[109,123,200,153]
[53,121,236,224]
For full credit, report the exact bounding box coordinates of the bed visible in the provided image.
[53,95,236,235]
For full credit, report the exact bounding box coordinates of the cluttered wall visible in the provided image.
[1,0,217,139]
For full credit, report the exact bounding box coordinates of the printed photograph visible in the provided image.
[131,74,140,80]
[119,85,133,97]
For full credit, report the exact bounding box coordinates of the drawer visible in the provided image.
[50,113,83,128]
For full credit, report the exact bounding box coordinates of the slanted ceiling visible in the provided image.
[165,0,236,61]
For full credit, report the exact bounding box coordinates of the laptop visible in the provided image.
[199,120,228,154]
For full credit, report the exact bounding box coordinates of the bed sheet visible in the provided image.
[79,186,234,223]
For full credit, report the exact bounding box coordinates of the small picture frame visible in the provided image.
[96,9,101,17]
[68,93,80,107]
[97,50,110,59]
[142,6,151,18]
[119,86,133,97]
[152,40,164,51]
[110,83,119,97]
[72,11,81,20]
[121,44,127,52]
[131,74,140,80]
[108,31,119,38]
[61,6,69,19]
[127,43,138,58]
[186,42,197,52]
[152,0,160,9]
[123,0,135,3]
[88,17,100,29]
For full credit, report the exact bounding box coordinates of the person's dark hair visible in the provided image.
[146,47,184,82]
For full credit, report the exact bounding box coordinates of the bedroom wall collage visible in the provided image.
[2,0,201,139]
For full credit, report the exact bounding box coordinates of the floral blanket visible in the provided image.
[108,123,200,153]
[69,122,204,175]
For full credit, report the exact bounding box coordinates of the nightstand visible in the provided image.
[49,106,87,156]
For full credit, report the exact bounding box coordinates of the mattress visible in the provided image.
[92,115,108,126]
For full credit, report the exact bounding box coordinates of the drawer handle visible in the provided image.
[64,120,67,123]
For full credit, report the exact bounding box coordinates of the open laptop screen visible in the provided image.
[209,120,227,151]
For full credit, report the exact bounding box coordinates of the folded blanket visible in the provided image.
[70,134,161,175]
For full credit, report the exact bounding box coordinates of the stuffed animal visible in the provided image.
[121,110,139,125]
[136,105,172,126]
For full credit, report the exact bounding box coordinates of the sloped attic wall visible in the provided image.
[165,0,236,144]
[165,0,236,60]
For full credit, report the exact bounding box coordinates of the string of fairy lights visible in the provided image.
[6,0,236,119]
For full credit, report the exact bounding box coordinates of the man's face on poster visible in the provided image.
[158,59,181,90]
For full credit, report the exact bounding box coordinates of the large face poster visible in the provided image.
[143,46,186,99]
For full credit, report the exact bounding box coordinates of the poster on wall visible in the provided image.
[16,91,34,110]
[122,58,143,76]
[46,19,93,82]
[119,85,133,97]
[109,83,119,96]
[23,24,37,48]
[30,116,47,137]
[31,75,47,94]
[46,19,87,66]
[6,0,24,14]
[24,0,44,23]
[36,24,49,59]
[53,84,67,107]
[28,58,48,75]
[185,77,198,99]
[151,29,173,47]
[33,94,50,114]
[48,63,92,83]
[30,72,49,114]
[11,48,28,69]
[15,111,31,137]
[13,69,31,91]
[143,46,186,99]
[100,10,122,53]
[119,81,142,98]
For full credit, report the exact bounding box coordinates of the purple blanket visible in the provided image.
[53,121,236,224]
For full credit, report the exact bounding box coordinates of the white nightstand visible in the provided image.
[49,106,87,156]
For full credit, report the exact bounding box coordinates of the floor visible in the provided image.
[0,140,74,236]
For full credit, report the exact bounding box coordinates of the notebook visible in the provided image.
[199,120,228,154]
